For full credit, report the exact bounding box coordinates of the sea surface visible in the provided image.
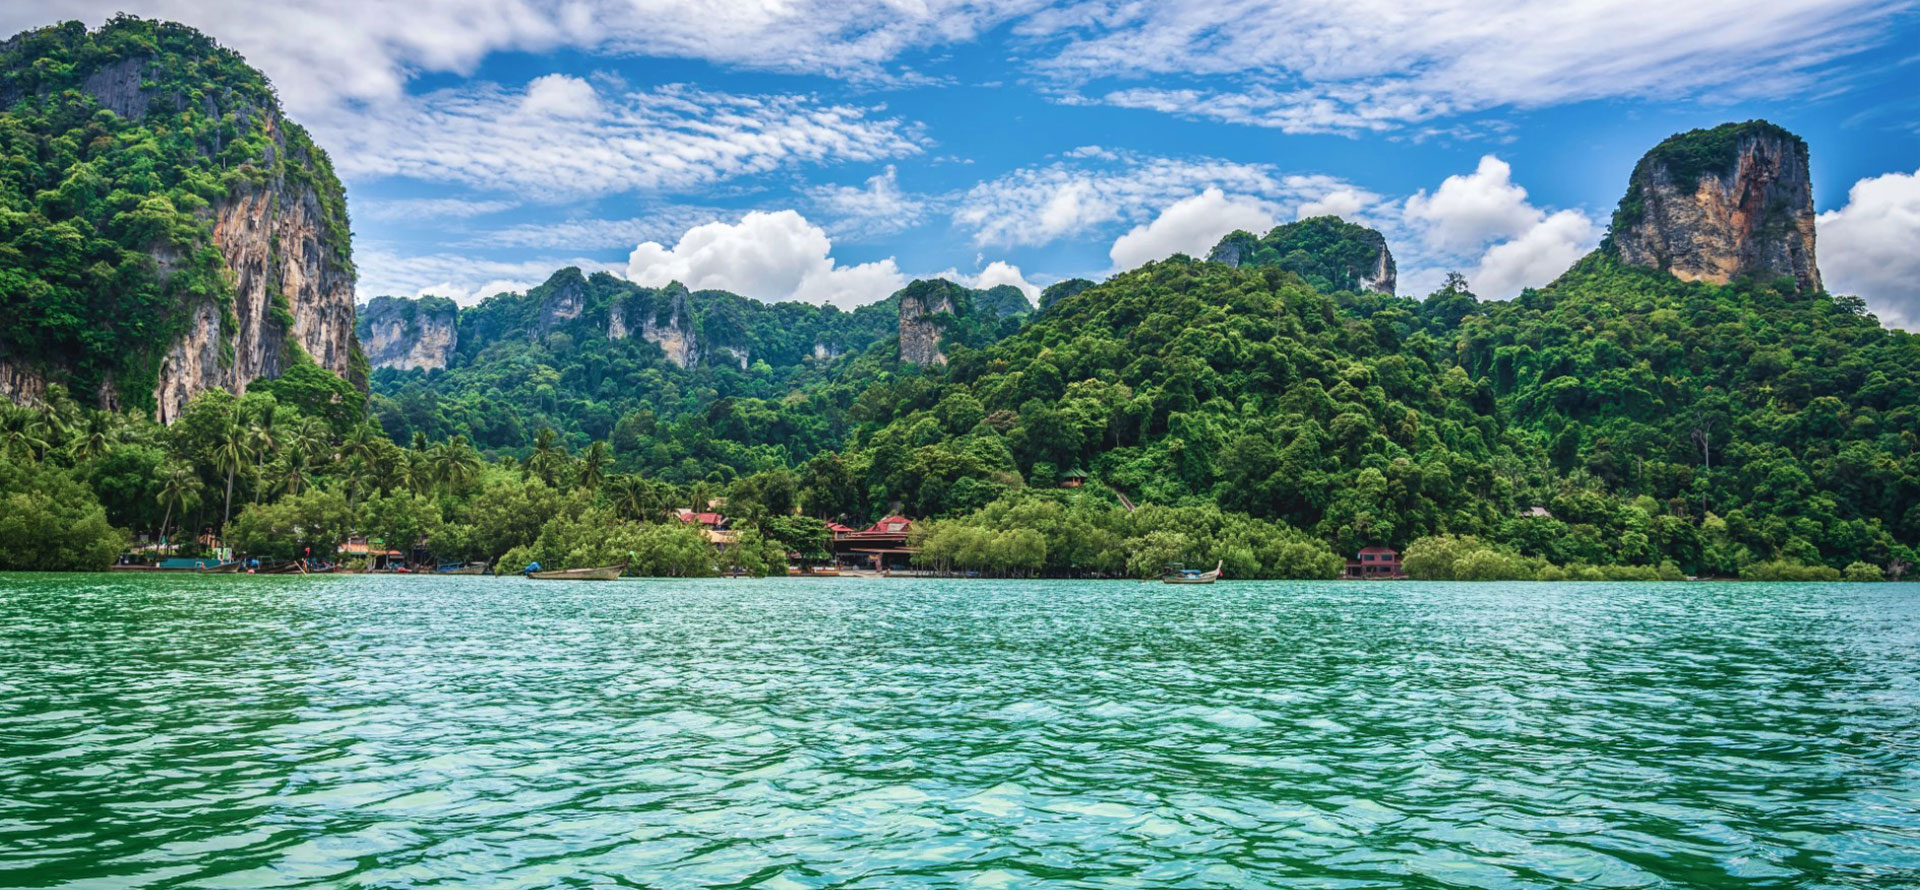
[1,575,1917,889]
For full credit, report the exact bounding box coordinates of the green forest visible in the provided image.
[1,17,1914,581]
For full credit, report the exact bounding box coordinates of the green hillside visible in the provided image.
[0,16,350,408]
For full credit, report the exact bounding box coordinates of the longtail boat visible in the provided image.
[196,561,244,574]
[437,561,491,575]
[1162,560,1223,584]
[528,561,627,581]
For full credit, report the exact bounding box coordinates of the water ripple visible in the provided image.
[2,575,1918,888]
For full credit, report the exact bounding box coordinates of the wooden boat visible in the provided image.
[527,561,627,581]
[437,561,491,575]
[262,561,335,575]
[196,561,244,574]
[1163,560,1223,584]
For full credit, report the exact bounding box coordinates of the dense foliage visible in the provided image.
[0,17,351,410]
[1207,216,1395,294]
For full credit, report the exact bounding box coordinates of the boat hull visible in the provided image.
[528,562,626,581]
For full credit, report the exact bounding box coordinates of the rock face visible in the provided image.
[899,281,960,366]
[1208,217,1396,295]
[0,20,363,421]
[1611,121,1821,292]
[358,296,459,372]
[611,283,702,369]
[153,127,360,423]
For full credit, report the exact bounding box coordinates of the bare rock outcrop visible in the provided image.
[1610,121,1821,292]
[611,282,702,369]
[358,296,459,372]
[899,280,961,366]
[153,121,360,423]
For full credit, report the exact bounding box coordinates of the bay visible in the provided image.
[2,575,1917,888]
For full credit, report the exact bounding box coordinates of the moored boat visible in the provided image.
[437,561,491,575]
[527,561,627,581]
[1163,560,1223,584]
[196,561,244,574]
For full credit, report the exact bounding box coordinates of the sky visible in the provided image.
[13,1,1920,326]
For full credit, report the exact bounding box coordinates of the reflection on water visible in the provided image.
[2,575,1918,888]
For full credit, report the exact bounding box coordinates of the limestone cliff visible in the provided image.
[154,151,361,423]
[357,296,459,372]
[1610,121,1821,292]
[0,19,363,421]
[611,283,702,369]
[899,280,961,366]
[1208,217,1396,295]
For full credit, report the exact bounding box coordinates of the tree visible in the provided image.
[211,418,255,531]
[156,460,201,547]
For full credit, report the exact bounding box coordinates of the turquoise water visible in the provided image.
[2,575,1918,888]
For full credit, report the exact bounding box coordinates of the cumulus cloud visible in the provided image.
[1395,156,1598,298]
[1108,188,1277,271]
[331,80,922,200]
[1403,156,1544,252]
[1818,169,1920,328]
[1468,210,1597,300]
[932,261,1044,304]
[1024,0,1903,133]
[625,210,906,308]
[806,165,929,240]
[955,150,1367,248]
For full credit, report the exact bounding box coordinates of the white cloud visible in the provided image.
[355,248,614,305]
[1403,156,1543,253]
[1818,169,1920,328]
[625,210,906,308]
[461,208,724,249]
[1108,188,1277,271]
[1296,186,1376,221]
[932,261,1043,303]
[330,80,922,200]
[358,198,518,221]
[1395,156,1599,299]
[1469,210,1597,299]
[6,1,1044,119]
[1025,0,1903,133]
[806,165,928,240]
[954,150,1367,248]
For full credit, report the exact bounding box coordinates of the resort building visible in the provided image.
[831,515,918,571]
[1345,546,1405,579]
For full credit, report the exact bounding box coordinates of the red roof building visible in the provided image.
[1345,546,1404,579]
[832,516,917,571]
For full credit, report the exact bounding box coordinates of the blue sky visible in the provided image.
[15,1,1920,325]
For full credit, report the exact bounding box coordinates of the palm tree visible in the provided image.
[212,419,255,531]
[290,417,334,469]
[529,427,565,486]
[68,414,113,464]
[430,435,482,494]
[578,441,609,491]
[247,412,279,504]
[606,474,669,521]
[406,452,435,495]
[156,461,202,548]
[0,405,52,461]
[276,457,312,498]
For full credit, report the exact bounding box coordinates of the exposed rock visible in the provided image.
[899,280,960,366]
[358,296,458,372]
[812,340,845,361]
[153,127,360,423]
[1610,120,1821,292]
[80,56,155,119]
[535,271,589,334]
[612,282,702,370]
[1208,217,1396,295]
